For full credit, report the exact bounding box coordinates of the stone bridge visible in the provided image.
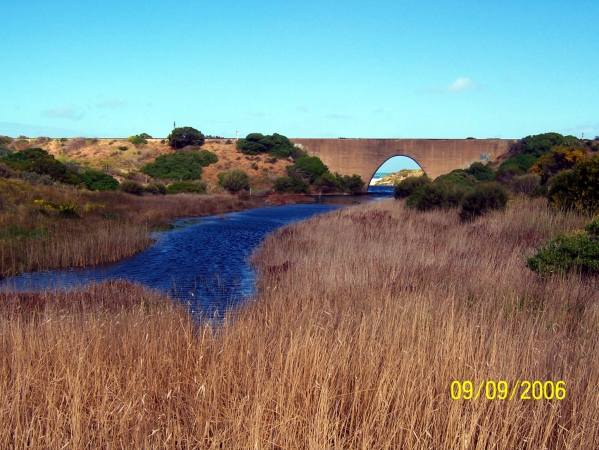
[289,138,514,192]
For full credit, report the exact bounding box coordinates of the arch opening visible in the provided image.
[367,155,424,194]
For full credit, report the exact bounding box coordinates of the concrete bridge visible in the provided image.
[290,138,514,192]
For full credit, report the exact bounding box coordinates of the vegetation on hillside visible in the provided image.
[167,126,205,149]
[140,150,218,180]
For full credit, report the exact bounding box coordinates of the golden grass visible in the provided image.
[1,197,598,448]
[0,179,249,276]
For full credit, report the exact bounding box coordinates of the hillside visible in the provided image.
[11,137,292,192]
[371,169,424,186]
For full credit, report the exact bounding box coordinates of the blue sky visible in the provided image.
[1,0,598,142]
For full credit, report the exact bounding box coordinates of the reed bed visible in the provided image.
[0,179,248,276]
[1,197,598,448]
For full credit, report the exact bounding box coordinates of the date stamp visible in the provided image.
[450,380,566,401]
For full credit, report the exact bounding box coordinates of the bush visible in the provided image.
[120,180,144,195]
[237,132,296,157]
[530,145,587,183]
[145,182,166,195]
[458,182,509,221]
[138,133,152,139]
[520,132,571,157]
[80,169,119,191]
[141,150,217,180]
[548,155,599,214]
[166,181,206,194]
[118,146,128,151]
[0,146,13,157]
[0,136,12,146]
[168,127,205,149]
[435,171,477,187]
[465,162,494,181]
[273,175,309,194]
[336,173,365,194]
[497,154,539,175]
[1,148,81,185]
[527,219,599,275]
[314,172,342,193]
[394,175,431,199]
[511,174,541,195]
[288,156,328,183]
[128,135,148,146]
[406,182,470,211]
[220,168,250,194]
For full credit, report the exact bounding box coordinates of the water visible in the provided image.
[0,204,341,316]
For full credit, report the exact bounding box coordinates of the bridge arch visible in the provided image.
[290,138,513,192]
[368,155,423,189]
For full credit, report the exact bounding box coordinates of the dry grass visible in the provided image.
[1,197,598,448]
[0,179,249,276]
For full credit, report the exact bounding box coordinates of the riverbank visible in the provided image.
[0,178,251,277]
[1,197,597,447]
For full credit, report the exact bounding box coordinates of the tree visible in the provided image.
[548,154,599,214]
[220,168,250,194]
[167,127,205,149]
[236,132,296,157]
[530,145,587,183]
[273,175,309,194]
[288,156,328,183]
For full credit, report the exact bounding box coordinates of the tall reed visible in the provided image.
[0,197,597,448]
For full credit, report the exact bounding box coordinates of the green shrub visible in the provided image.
[497,154,539,174]
[273,175,309,194]
[141,150,217,180]
[465,162,495,181]
[118,146,128,151]
[548,155,599,214]
[80,169,119,191]
[0,136,12,146]
[406,182,469,211]
[168,127,205,149]
[510,174,541,195]
[138,133,152,139]
[128,135,148,146]
[394,175,431,199]
[520,132,571,157]
[0,146,13,157]
[458,182,509,221]
[435,171,477,187]
[1,148,81,185]
[527,219,599,275]
[120,180,144,195]
[287,156,328,183]
[314,172,342,193]
[237,132,296,157]
[166,181,206,194]
[221,168,250,194]
[145,182,166,195]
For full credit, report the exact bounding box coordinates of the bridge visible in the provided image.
[289,138,514,192]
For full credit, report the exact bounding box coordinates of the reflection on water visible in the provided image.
[1,204,340,316]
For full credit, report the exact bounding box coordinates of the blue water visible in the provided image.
[0,204,341,316]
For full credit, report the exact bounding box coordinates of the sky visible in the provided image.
[1,0,598,144]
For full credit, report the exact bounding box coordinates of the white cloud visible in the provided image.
[424,77,485,94]
[41,105,84,121]
[96,99,126,109]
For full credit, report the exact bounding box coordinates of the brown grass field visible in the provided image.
[1,197,598,448]
[0,178,249,277]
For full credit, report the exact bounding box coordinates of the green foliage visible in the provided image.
[80,169,119,191]
[520,132,573,157]
[141,150,217,180]
[138,133,152,139]
[0,146,13,157]
[394,175,431,199]
[0,136,12,146]
[167,126,205,149]
[128,135,148,146]
[336,173,365,194]
[166,181,206,194]
[273,175,309,194]
[220,168,250,194]
[511,174,541,196]
[314,172,342,193]
[497,154,539,175]
[406,181,470,211]
[458,182,509,221]
[144,182,166,195]
[465,162,495,181]
[118,146,128,151]
[288,156,328,183]
[435,171,477,187]
[530,145,587,183]
[120,180,144,195]
[237,132,296,158]
[1,148,81,185]
[548,155,599,214]
[527,220,599,275]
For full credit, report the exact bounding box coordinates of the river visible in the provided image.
[1,188,393,316]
